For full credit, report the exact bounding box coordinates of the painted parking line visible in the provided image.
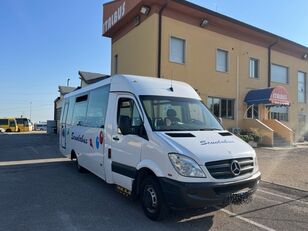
[258,189,308,206]
[217,207,276,231]
[179,212,212,223]
[0,158,70,167]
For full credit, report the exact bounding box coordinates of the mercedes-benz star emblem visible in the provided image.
[230,160,241,176]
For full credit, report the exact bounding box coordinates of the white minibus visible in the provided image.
[60,75,261,220]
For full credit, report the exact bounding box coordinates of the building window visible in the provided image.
[270,106,288,122]
[207,97,234,119]
[271,64,289,84]
[216,49,228,72]
[298,71,306,103]
[246,105,259,119]
[169,37,185,64]
[249,58,259,78]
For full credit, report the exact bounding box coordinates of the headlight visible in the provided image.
[168,153,206,178]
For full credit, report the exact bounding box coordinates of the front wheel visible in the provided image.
[141,176,169,221]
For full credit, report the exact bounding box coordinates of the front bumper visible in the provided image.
[159,171,261,209]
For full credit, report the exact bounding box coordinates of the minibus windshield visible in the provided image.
[140,96,223,131]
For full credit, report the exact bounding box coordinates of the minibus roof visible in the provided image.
[65,75,200,100]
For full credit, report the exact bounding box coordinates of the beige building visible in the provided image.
[103,0,308,146]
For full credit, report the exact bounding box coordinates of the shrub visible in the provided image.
[237,130,260,143]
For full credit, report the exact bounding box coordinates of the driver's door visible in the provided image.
[111,95,146,190]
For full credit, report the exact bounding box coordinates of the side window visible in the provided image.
[61,103,69,125]
[60,100,67,124]
[72,95,88,126]
[0,119,8,126]
[9,120,16,127]
[66,97,75,125]
[86,85,110,128]
[24,119,29,126]
[117,98,142,135]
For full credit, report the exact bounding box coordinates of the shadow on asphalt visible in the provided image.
[0,160,215,230]
[0,133,61,162]
[229,194,308,217]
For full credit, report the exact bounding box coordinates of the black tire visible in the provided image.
[76,156,86,173]
[141,176,169,221]
[6,129,11,132]
[18,128,20,132]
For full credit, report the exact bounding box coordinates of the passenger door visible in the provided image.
[111,96,147,190]
[60,102,69,149]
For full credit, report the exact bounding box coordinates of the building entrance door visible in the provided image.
[298,114,306,138]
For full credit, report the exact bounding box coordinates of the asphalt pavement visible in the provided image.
[0,133,307,231]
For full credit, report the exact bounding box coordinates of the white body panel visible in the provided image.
[59,75,259,192]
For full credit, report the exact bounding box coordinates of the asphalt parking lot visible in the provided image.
[0,133,307,231]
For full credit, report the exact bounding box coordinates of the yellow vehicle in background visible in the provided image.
[0,118,18,132]
[15,118,33,132]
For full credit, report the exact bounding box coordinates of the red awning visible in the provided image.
[269,86,290,106]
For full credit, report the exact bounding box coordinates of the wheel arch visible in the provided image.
[133,160,165,199]
[70,150,76,160]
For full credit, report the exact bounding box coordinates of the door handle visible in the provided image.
[112,136,120,141]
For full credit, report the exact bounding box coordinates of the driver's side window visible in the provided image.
[117,98,142,135]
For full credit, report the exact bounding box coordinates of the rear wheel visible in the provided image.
[6,129,11,132]
[141,176,169,221]
[76,156,86,173]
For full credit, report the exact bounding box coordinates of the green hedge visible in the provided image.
[237,131,260,143]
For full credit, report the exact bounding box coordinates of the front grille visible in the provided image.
[205,157,254,179]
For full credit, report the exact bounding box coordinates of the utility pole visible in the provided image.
[30,102,32,121]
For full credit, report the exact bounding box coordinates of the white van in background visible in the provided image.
[59,75,261,220]
[34,122,47,131]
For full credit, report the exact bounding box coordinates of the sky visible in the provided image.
[0,0,308,123]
